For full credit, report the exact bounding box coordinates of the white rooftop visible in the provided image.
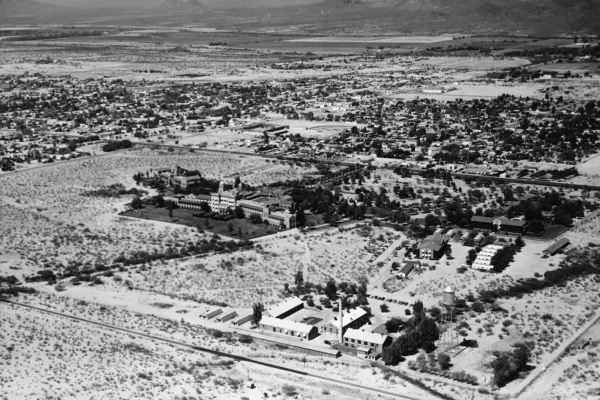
[344,328,390,345]
[260,316,315,335]
[267,297,304,318]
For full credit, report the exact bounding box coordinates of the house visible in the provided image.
[397,260,421,279]
[543,238,570,256]
[343,328,392,354]
[471,216,526,234]
[258,316,318,340]
[320,308,369,335]
[267,297,304,319]
[418,233,449,260]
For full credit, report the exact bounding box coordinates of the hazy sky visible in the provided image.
[39,0,321,8]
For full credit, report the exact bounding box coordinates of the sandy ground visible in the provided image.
[0,292,434,400]
[0,148,313,279]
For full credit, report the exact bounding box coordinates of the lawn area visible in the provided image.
[121,206,280,239]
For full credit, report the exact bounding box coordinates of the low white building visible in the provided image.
[343,328,391,354]
[471,244,505,271]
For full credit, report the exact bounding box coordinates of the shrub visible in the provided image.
[212,330,224,338]
[238,335,253,344]
[282,384,298,396]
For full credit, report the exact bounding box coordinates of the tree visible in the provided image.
[412,300,425,323]
[325,279,337,299]
[228,222,234,233]
[294,270,303,286]
[381,340,402,365]
[418,317,440,351]
[168,203,174,219]
[131,196,142,209]
[416,351,427,370]
[491,353,514,387]
[385,317,402,333]
[511,344,531,371]
[515,235,525,248]
[249,214,263,224]
[438,353,451,370]
[380,303,390,313]
[295,208,306,227]
[234,206,245,219]
[429,306,442,322]
[252,303,264,326]
[444,246,452,259]
[425,214,441,227]
[428,352,437,369]
[154,195,165,208]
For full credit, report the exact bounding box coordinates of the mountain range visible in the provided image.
[1,0,599,34]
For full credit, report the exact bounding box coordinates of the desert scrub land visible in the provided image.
[0,301,247,400]
[1,292,432,400]
[0,148,315,277]
[122,225,394,307]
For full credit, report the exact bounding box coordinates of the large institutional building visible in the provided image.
[156,166,296,229]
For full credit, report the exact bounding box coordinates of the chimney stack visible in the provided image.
[339,298,343,344]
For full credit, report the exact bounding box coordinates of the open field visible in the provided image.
[115,225,396,308]
[1,292,439,400]
[0,148,313,279]
[122,206,276,239]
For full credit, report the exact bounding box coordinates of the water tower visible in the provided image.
[440,286,459,348]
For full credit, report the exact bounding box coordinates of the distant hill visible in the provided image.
[318,0,365,8]
[307,0,600,34]
[157,0,206,10]
[0,0,68,21]
[1,0,599,34]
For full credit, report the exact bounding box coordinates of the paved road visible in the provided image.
[0,298,436,400]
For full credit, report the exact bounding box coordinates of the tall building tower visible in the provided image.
[440,286,459,348]
[339,297,343,345]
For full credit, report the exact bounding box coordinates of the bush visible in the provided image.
[103,139,132,152]
[380,303,390,313]
[438,353,451,370]
[282,384,298,396]
[212,330,224,338]
[385,317,402,333]
[238,335,253,344]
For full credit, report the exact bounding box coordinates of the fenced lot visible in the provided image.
[121,206,278,239]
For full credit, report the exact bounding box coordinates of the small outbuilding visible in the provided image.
[216,311,238,323]
[543,238,570,256]
[201,308,223,319]
[232,314,253,326]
